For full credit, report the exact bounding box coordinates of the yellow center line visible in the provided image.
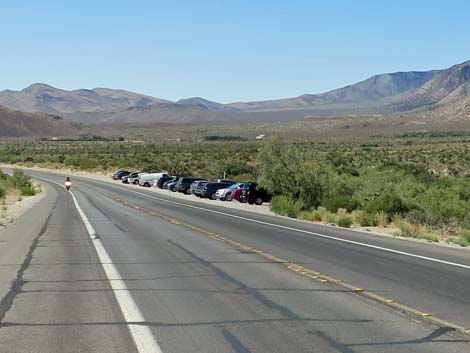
[102,191,469,336]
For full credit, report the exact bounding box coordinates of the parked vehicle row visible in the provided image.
[112,170,271,205]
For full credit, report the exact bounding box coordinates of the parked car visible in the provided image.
[153,174,173,189]
[111,170,125,179]
[201,182,234,199]
[191,180,209,197]
[112,170,131,180]
[139,172,167,187]
[175,177,205,194]
[128,172,146,185]
[122,172,140,184]
[215,182,244,201]
[163,177,180,191]
[226,182,247,202]
[240,182,271,205]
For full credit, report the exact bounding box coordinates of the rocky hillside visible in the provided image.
[228,70,441,112]
[0,106,81,137]
[386,60,470,112]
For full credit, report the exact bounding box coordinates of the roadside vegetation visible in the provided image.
[257,138,470,246]
[0,169,37,199]
[0,130,469,245]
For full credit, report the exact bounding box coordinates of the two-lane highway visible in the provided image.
[0,168,469,352]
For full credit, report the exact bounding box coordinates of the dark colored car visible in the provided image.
[111,170,125,180]
[163,177,180,191]
[122,172,140,184]
[175,177,205,194]
[112,170,131,180]
[201,182,234,199]
[155,174,174,189]
[191,180,209,197]
[241,182,271,205]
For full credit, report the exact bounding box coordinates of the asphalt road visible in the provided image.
[0,169,469,352]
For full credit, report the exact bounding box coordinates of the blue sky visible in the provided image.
[1,0,469,103]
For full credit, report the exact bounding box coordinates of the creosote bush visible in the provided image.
[270,196,304,218]
[337,215,353,228]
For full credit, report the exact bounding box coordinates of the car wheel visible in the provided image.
[133,180,139,185]
[185,188,191,195]
[255,197,263,205]
[226,193,232,201]
[210,193,217,200]
[170,186,176,192]
[144,182,150,187]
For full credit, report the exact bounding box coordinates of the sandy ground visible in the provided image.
[1,164,467,250]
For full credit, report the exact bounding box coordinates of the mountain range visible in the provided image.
[0,59,469,130]
[0,106,81,137]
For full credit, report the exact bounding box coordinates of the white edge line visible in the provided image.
[69,190,162,353]
[35,174,470,271]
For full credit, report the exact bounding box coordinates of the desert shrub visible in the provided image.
[257,138,337,209]
[20,185,36,196]
[452,237,469,247]
[366,192,408,215]
[0,184,5,199]
[270,196,304,218]
[337,215,352,228]
[375,211,388,227]
[460,231,470,245]
[354,210,377,227]
[10,169,31,189]
[324,212,338,224]
[414,187,467,224]
[312,210,323,221]
[323,195,359,213]
[299,210,322,222]
[396,220,423,238]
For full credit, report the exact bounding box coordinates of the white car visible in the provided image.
[215,183,243,201]
[139,172,168,187]
[129,172,147,185]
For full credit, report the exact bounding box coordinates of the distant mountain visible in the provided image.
[79,102,230,125]
[0,84,169,116]
[177,97,240,113]
[386,60,470,112]
[0,105,81,137]
[228,70,441,112]
[0,59,468,125]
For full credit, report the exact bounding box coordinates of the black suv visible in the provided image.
[155,174,173,189]
[201,182,234,199]
[175,177,205,194]
[241,182,271,205]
